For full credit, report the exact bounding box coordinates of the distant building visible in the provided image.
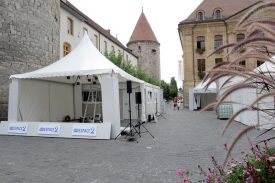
[178,59,184,84]
[178,0,275,107]
[127,10,161,80]
[60,0,137,66]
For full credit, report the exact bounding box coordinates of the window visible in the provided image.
[257,60,264,67]
[126,55,129,62]
[104,41,107,53]
[197,59,205,73]
[67,17,74,35]
[83,27,88,35]
[63,42,71,56]
[236,33,245,42]
[94,34,98,49]
[214,9,221,19]
[239,60,246,67]
[197,36,205,49]
[214,35,223,49]
[111,45,115,52]
[215,58,223,65]
[197,11,204,21]
[198,59,205,80]
[152,49,156,53]
[138,45,141,52]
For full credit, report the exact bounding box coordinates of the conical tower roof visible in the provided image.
[128,10,159,45]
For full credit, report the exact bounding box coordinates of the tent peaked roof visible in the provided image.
[127,11,159,45]
[11,32,143,83]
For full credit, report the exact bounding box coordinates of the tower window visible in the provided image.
[152,49,156,53]
[138,46,141,53]
[63,42,71,56]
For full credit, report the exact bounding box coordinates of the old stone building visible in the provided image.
[0,0,138,121]
[178,0,275,107]
[127,10,161,81]
[0,0,60,120]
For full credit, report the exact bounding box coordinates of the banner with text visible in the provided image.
[8,122,28,134]
[72,124,97,137]
[37,123,61,135]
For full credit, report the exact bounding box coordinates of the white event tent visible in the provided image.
[189,80,217,111]
[217,61,275,129]
[0,33,161,139]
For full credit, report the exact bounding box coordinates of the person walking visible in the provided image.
[173,99,177,110]
[177,100,180,110]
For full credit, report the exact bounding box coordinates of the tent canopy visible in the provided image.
[10,32,144,84]
[194,80,217,94]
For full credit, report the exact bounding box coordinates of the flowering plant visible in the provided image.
[176,142,275,183]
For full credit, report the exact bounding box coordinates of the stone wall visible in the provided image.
[128,41,160,80]
[0,0,60,120]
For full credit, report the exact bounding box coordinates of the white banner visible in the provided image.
[37,123,61,135]
[72,124,97,137]
[8,122,28,134]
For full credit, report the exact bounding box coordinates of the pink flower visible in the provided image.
[176,169,185,176]
[268,156,275,161]
[184,176,191,183]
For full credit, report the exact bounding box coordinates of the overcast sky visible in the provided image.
[69,0,203,86]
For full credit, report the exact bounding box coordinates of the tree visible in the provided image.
[169,77,178,99]
[105,51,160,86]
[160,80,170,100]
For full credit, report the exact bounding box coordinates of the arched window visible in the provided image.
[197,11,204,21]
[63,42,71,56]
[236,33,245,42]
[214,9,222,19]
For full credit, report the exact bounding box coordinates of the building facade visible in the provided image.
[178,0,274,107]
[0,0,139,120]
[60,0,137,66]
[127,11,161,80]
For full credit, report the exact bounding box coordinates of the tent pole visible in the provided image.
[83,85,93,122]
[93,87,98,122]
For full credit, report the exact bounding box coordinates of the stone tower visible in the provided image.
[127,10,160,80]
[0,0,60,120]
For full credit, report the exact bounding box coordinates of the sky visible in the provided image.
[69,0,203,87]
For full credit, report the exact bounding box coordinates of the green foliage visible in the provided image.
[105,51,180,99]
[169,77,178,99]
[105,51,160,86]
[160,80,170,100]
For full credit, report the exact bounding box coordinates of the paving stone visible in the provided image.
[0,104,274,182]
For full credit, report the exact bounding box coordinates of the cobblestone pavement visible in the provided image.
[0,104,274,183]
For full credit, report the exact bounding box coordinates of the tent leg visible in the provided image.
[99,74,121,139]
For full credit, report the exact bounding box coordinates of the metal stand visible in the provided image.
[115,93,140,140]
[135,103,154,139]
